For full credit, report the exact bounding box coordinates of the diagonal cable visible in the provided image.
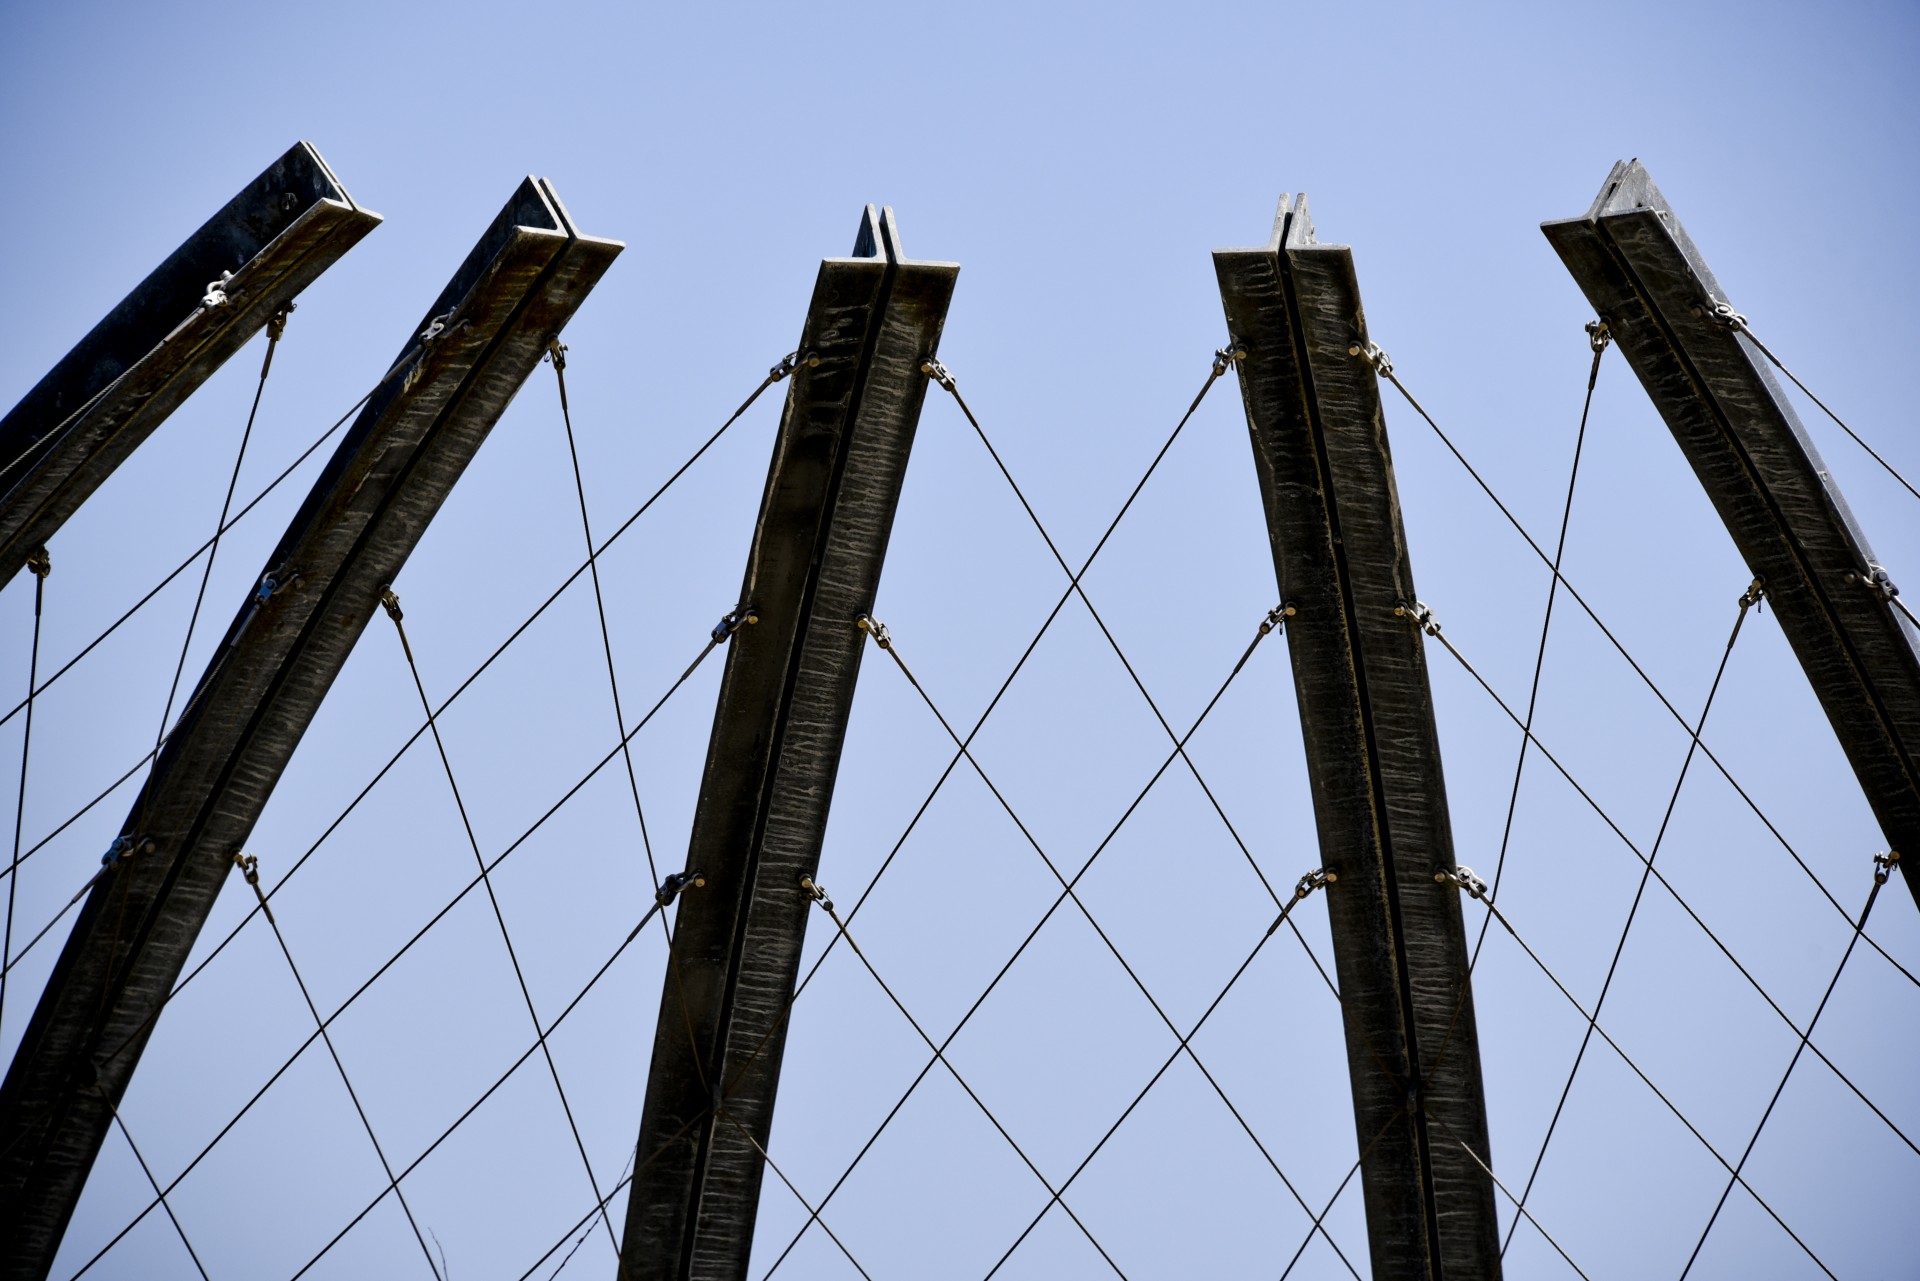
[1447,877,1839,1279]
[1739,324,1920,505]
[1417,604,1917,1158]
[1376,362,1918,979]
[1499,582,1759,1255]
[1474,326,1609,972]
[1676,856,1892,1279]
[2,550,49,1039]
[1426,1109,1592,1281]
[381,592,623,1252]
[96,1085,212,1281]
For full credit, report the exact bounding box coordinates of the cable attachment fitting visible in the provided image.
[799,875,832,912]
[855,613,892,650]
[1395,599,1442,637]
[1844,565,1900,603]
[380,588,403,623]
[232,852,276,923]
[1347,340,1393,378]
[657,868,706,907]
[1739,576,1767,611]
[1213,341,1248,375]
[25,546,50,580]
[1294,868,1336,900]
[420,311,455,344]
[101,834,154,870]
[1435,865,1491,902]
[546,338,567,371]
[770,351,819,382]
[1585,318,1611,352]
[1874,850,1901,885]
[712,606,758,643]
[920,357,955,392]
[1259,602,1296,636]
[265,301,296,343]
[203,270,234,309]
[1695,299,1748,331]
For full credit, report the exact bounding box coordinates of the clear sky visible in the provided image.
[2,1,1917,1277]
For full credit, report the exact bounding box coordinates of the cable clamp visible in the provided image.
[378,587,404,623]
[1435,865,1491,902]
[420,312,453,344]
[1844,565,1900,603]
[546,338,567,371]
[1347,340,1393,378]
[712,605,758,643]
[203,270,234,309]
[920,357,955,391]
[1875,850,1900,885]
[265,301,296,343]
[1213,341,1247,374]
[232,852,276,923]
[1739,576,1767,611]
[770,351,819,382]
[25,546,50,580]
[1696,299,1748,331]
[1259,602,1296,636]
[855,613,892,650]
[101,834,154,870]
[1395,599,1441,637]
[657,868,706,907]
[799,875,833,911]
[1585,318,1611,352]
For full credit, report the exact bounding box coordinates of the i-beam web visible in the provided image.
[1214,192,1501,1279]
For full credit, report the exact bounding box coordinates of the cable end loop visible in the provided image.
[1875,850,1900,885]
[920,357,955,392]
[1347,340,1393,378]
[799,875,832,912]
[1395,599,1441,637]
[657,868,706,907]
[1213,342,1248,375]
[1259,602,1295,636]
[546,338,568,371]
[712,606,758,643]
[1739,576,1767,611]
[1435,865,1491,902]
[855,613,892,650]
[1585,317,1611,353]
[25,546,50,580]
[379,588,404,624]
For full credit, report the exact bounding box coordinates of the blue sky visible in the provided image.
[2,1,1917,1277]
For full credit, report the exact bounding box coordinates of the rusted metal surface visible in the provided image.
[1215,195,1500,1279]
[0,141,380,586]
[0,178,620,1281]
[620,207,955,1281]
[1545,161,1920,912]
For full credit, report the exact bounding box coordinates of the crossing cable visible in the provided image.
[66,360,786,1070]
[95,1082,212,1281]
[1473,321,1609,974]
[1370,358,1920,988]
[801,875,1133,1280]
[758,608,1334,1281]
[966,868,1359,1281]
[1424,1108,1592,1281]
[715,1103,876,1281]
[1,546,49,1039]
[0,319,434,744]
[233,852,444,1281]
[1733,320,1920,505]
[138,307,291,833]
[0,347,784,902]
[1438,868,1839,1280]
[859,615,1344,1262]
[1676,852,1895,1280]
[381,588,622,1254]
[273,871,702,1281]
[1409,600,1918,1159]
[927,352,1293,911]
[64,637,729,1279]
[1274,1116,1396,1281]
[1498,579,1761,1257]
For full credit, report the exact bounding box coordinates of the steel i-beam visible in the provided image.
[1214,195,1501,1279]
[1545,161,1920,912]
[620,207,956,1281]
[0,141,380,587]
[0,178,620,1281]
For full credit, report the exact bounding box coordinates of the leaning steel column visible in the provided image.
[620,207,955,1281]
[0,178,619,1281]
[0,141,380,586]
[1214,195,1500,1279]
[1545,160,1920,912]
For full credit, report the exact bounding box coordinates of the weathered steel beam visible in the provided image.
[620,207,955,1281]
[1545,161,1920,912]
[0,178,620,1280]
[0,141,380,587]
[1215,195,1500,1279]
